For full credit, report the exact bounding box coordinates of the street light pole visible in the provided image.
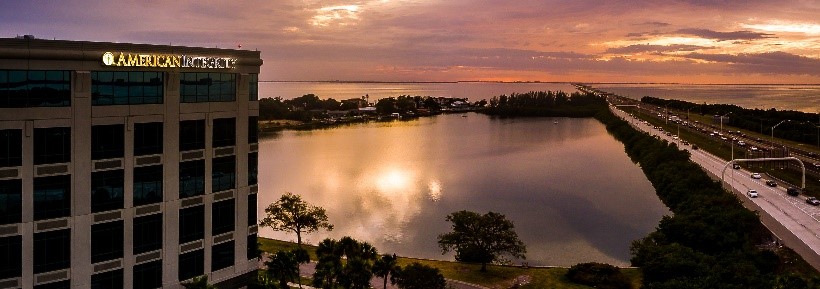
[720,112,731,133]
[771,119,789,143]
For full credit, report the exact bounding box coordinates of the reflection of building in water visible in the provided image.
[0,36,261,288]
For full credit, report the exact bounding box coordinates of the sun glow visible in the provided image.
[375,168,412,194]
[742,21,820,35]
[311,5,360,27]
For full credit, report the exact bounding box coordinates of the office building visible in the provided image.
[0,36,261,288]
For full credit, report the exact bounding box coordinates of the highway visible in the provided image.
[610,104,820,270]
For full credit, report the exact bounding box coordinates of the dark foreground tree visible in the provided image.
[181,275,217,289]
[260,192,333,247]
[373,253,400,289]
[392,262,446,289]
[312,237,378,289]
[438,210,526,272]
[566,262,632,289]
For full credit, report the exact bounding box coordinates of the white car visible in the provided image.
[751,173,762,179]
[747,190,759,198]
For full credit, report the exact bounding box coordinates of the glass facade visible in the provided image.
[33,229,70,274]
[91,269,123,289]
[33,127,71,165]
[179,160,205,198]
[212,118,236,148]
[91,71,163,105]
[133,260,162,289]
[248,116,258,144]
[0,179,22,225]
[0,129,22,167]
[133,165,163,207]
[91,220,124,263]
[134,122,163,156]
[178,249,204,281]
[211,241,235,271]
[91,124,124,160]
[0,235,22,279]
[180,72,235,103]
[133,213,162,254]
[0,70,70,108]
[248,152,258,186]
[179,120,205,152]
[212,199,235,235]
[247,234,257,260]
[33,175,71,221]
[91,169,124,213]
[212,156,236,192]
[248,193,257,227]
[179,205,204,244]
[249,73,258,101]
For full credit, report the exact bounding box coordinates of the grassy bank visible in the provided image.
[257,237,641,289]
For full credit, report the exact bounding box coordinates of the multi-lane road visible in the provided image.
[610,104,820,270]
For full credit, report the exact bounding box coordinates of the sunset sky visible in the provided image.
[2,0,820,83]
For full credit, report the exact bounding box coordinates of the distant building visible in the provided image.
[341,98,367,109]
[0,37,262,289]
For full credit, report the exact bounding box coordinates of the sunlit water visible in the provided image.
[257,114,669,266]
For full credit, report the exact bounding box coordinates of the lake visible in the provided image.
[257,113,669,266]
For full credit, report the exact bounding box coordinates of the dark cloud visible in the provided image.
[636,21,671,27]
[682,52,820,75]
[675,28,774,41]
[605,44,708,54]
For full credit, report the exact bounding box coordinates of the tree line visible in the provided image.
[642,96,820,146]
[482,90,606,117]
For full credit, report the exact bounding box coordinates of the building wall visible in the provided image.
[0,38,262,289]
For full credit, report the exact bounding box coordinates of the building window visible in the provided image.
[134,260,162,289]
[178,249,204,281]
[34,228,70,274]
[92,71,163,105]
[180,72,235,103]
[212,199,235,235]
[249,73,258,101]
[0,70,70,108]
[0,129,22,167]
[179,160,205,198]
[91,269,123,289]
[247,234,258,260]
[179,120,205,151]
[34,280,70,289]
[179,205,204,244]
[91,220,123,263]
[134,165,162,207]
[211,241,234,271]
[248,116,258,144]
[33,127,70,165]
[212,118,236,148]
[0,179,22,225]
[248,193,257,227]
[212,156,235,192]
[248,152,258,186]
[33,175,71,221]
[0,235,22,279]
[133,213,162,254]
[91,169,124,213]
[134,122,163,156]
[92,124,124,160]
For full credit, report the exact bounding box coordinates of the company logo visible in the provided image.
[101,52,237,69]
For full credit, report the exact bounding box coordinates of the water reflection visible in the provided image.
[258,114,669,266]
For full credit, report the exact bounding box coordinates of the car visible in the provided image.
[733,164,741,169]
[787,187,800,196]
[807,197,820,206]
[751,173,762,179]
[692,145,699,150]
[682,141,690,146]
[737,141,746,146]
[765,180,777,187]
[747,190,759,198]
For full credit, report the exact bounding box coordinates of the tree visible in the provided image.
[266,250,300,289]
[312,237,379,289]
[392,262,446,289]
[373,254,400,289]
[260,192,333,247]
[437,210,526,272]
[181,275,217,289]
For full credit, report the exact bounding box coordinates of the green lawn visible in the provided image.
[258,237,641,289]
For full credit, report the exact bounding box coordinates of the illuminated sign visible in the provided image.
[102,52,237,69]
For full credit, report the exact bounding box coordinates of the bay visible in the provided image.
[257,113,669,266]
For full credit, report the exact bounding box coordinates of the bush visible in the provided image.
[566,262,632,289]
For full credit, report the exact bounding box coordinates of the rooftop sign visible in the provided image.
[102,52,237,69]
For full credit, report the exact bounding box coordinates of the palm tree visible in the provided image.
[373,254,400,289]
